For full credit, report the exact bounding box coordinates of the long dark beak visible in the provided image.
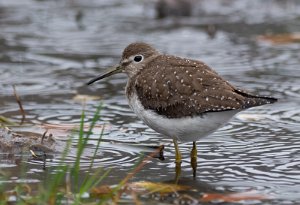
[86,65,122,85]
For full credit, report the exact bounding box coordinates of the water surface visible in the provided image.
[0,0,300,204]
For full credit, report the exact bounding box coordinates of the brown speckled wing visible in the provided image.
[134,55,277,118]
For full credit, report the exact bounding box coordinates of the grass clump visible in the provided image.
[0,104,116,204]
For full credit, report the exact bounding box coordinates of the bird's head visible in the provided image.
[87,42,159,85]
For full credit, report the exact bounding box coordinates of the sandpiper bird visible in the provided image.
[87,42,277,176]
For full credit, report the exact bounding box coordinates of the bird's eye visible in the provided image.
[133,55,143,62]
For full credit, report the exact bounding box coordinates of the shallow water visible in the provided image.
[0,0,300,204]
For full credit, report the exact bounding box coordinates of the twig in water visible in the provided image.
[113,145,164,203]
[41,130,48,144]
[13,85,26,125]
[121,146,163,186]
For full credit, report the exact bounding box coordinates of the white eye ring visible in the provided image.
[133,55,144,63]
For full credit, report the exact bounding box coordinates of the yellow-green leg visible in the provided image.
[191,141,197,178]
[173,139,182,183]
[173,139,182,164]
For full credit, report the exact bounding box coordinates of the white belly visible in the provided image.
[128,93,239,142]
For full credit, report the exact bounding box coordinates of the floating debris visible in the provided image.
[0,127,59,155]
[258,33,300,44]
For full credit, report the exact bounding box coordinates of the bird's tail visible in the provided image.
[235,88,278,109]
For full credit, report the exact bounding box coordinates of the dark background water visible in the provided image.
[0,0,300,204]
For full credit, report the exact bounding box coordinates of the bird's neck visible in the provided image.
[125,73,138,100]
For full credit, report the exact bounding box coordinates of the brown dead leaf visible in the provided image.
[258,33,300,44]
[200,191,269,203]
[129,181,190,194]
[90,185,113,198]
